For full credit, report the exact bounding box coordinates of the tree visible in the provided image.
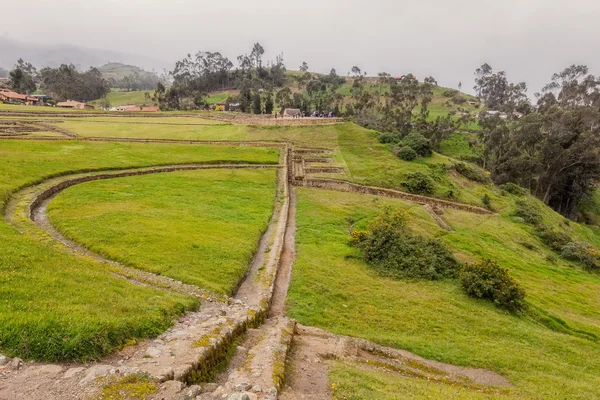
[299,61,309,72]
[99,96,111,110]
[252,91,262,114]
[264,91,274,114]
[0,67,8,78]
[39,64,109,101]
[250,42,265,69]
[458,81,462,91]
[275,87,293,110]
[351,66,362,77]
[9,59,37,94]
[473,63,529,112]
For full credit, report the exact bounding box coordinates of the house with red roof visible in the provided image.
[0,89,39,105]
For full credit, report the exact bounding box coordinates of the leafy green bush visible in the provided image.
[401,133,432,157]
[393,146,417,161]
[351,208,461,280]
[460,260,526,312]
[561,242,600,270]
[482,194,492,210]
[379,132,400,144]
[538,226,571,251]
[501,182,528,196]
[442,89,458,97]
[454,162,491,183]
[513,199,543,226]
[402,172,434,194]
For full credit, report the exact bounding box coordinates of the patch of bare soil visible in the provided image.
[280,324,513,398]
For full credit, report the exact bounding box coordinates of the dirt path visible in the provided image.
[269,187,297,318]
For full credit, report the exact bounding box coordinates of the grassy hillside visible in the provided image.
[97,62,158,81]
[287,187,600,399]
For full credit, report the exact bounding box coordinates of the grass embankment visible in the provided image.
[330,362,514,400]
[48,169,277,295]
[287,188,600,399]
[0,140,279,361]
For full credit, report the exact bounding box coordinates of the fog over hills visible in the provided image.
[0,37,169,72]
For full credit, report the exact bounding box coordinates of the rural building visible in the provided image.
[282,108,302,118]
[114,105,160,112]
[116,105,141,112]
[56,100,93,110]
[0,89,39,105]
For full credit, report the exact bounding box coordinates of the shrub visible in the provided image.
[538,226,571,251]
[501,182,528,196]
[460,260,526,312]
[393,146,417,161]
[352,208,461,280]
[442,89,458,98]
[379,132,400,144]
[482,194,492,210]
[401,133,432,157]
[402,172,434,194]
[513,199,543,226]
[561,242,600,270]
[454,162,490,183]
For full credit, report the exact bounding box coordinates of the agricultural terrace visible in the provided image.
[0,109,599,400]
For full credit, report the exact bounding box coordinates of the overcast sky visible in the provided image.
[2,0,599,94]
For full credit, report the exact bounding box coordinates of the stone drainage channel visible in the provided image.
[0,142,510,400]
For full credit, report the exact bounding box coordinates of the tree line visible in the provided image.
[475,64,600,217]
[6,58,110,102]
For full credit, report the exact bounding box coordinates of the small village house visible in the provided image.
[56,100,94,110]
[0,88,39,105]
[282,108,302,118]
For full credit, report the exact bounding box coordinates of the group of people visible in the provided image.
[276,111,335,119]
[310,111,335,118]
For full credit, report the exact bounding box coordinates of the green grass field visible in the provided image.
[47,169,277,295]
[43,121,498,208]
[0,140,278,361]
[286,187,600,399]
[89,90,157,107]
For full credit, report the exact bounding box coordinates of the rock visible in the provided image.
[79,365,114,385]
[235,383,252,391]
[161,380,184,395]
[200,383,219,393]
[64,367,86,379]
[227,393,250,400]
[37,364,64,375]
[183,384,202,399]
[145,346,162,358]
[8,358,23,371]
[117,366,140,376]
[234,299,243,305]
[236,346,247,353]
[0,355,9,366]
[157,366,174,382]
[251,385,262,393]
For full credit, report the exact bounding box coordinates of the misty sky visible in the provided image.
[3,0,600,94]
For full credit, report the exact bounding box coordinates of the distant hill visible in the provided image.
[0,37,168,72]
[98,62,159,81]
